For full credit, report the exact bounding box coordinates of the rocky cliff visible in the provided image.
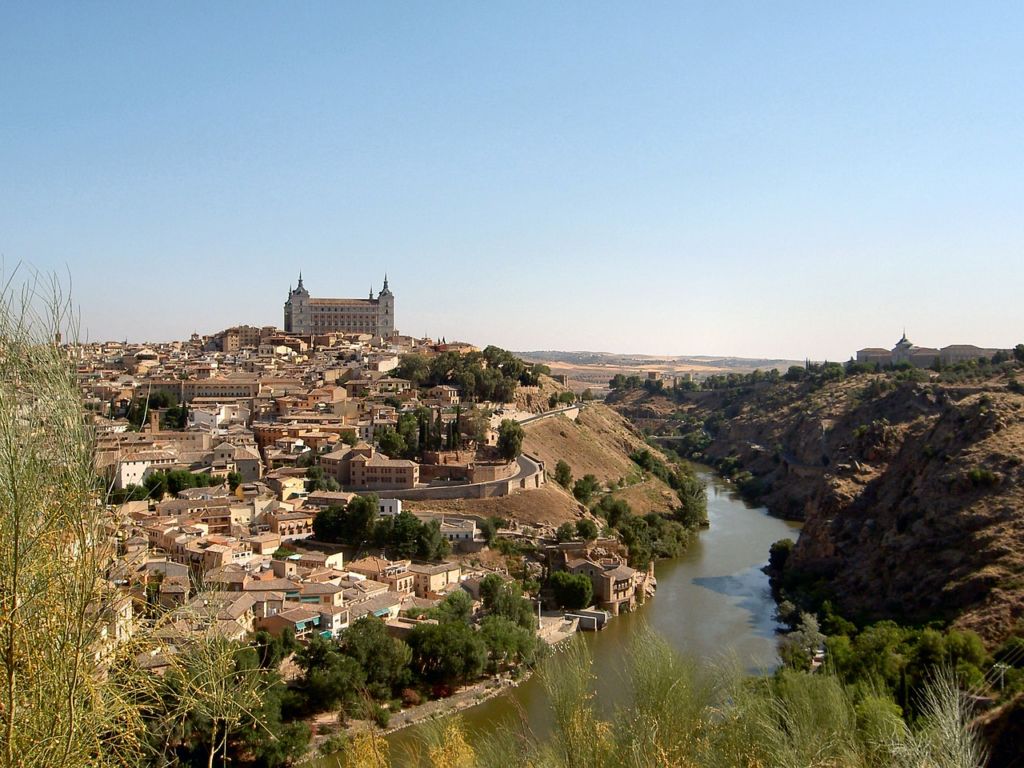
[610,373,1024,644]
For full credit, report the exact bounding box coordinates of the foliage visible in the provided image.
[630,448,707,525]
[126,389,179,429]
[477,516,504,545]
[548,571,593,610]
[554,521,576,542]
[768,537,794,573]
[396,346,537,403]
[336,617,413,700]
[143,468,218,499]
[479,616,538,673]
[407,621,487,685]
[313,494,379,544]
[0,276,153,766]
[571,474,601,504]
[394,629,986,768]
[305,463,341,492]
[496,419,524,460]
[479,574,536,631]
[575,518,599,540]
[376,425,407,460]
[553,459,573,488]
[294,635,366,714]
[430,590,474,624]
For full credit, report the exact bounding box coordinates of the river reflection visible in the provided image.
[317,470,801,763]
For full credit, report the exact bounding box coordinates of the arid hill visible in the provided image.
[522,403,678,517]
[609,370,1024,644]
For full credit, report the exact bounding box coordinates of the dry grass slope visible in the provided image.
[523,404,677,517]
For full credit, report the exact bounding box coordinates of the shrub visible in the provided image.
[967,467,1000,487]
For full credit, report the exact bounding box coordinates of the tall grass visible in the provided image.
[392,626,986,768]
[0,270,149,767]
[0,272,275,768]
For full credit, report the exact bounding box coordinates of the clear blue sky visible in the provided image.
[2,3,1022,359]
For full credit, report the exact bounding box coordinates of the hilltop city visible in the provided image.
[80,274,655,691]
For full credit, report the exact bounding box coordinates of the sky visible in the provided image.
[2,3,1022,360]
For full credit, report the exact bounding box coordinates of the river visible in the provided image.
[318,469,801,762]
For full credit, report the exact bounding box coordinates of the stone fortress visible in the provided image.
[283,273,395,337]
[857,332,1006,368]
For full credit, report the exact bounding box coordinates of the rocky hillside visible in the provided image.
[609,371,1024,644]
[522,403,678,517]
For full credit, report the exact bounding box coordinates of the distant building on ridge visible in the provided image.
[283,274,395,337]
[856,332,1005,368]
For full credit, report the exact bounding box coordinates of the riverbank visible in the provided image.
[304,612,581,763]
[374,471,798,759]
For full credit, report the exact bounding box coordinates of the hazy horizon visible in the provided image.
[3,4,1022,360]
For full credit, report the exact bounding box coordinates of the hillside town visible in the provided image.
[83,277,655,699]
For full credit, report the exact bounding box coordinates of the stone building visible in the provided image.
[856,332,1006,369]
[283,274,395,337]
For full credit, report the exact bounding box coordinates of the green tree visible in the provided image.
[294,636,366,714]
[555,522,576,542]
[549,571,593,610]
[576,518,599,540]
[407,621,487,685]
[497,419,525,460]
[554,459,573,488]
[336,617,412,699]
[416,518,452,560]
[478,516,503,545]
[376,426,406,458]
[480,574,536,631]
[480,616,538,673]
[432,589,474,624]
[572,474,601,504]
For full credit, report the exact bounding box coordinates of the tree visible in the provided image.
[376,426,406,459]
[432,589,474,624]
[779,613,825,671]
[396,353,430,386]
[554,459,573,488]
[312,504,346,542]
[572,474,601,504]
[343,494,379,545]
[226,471,242,491]
[549,571,593,610]
[593,495,630,528]
[336,617,412,699]
[480,575,535,631]
[576,518,599,540]
[555,522,577,542]
[768,538,794,573]
[416,518,451,560]
[294,636,365,713]
[1015,343,1024,363]
[497,419,525,460]
[480,616,538,673]
[407,621,487,685]
[478,516,503,545]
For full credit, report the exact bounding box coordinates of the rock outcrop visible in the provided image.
[611,375,1024,644]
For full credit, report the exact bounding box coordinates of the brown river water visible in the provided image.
[313,469,801,763]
